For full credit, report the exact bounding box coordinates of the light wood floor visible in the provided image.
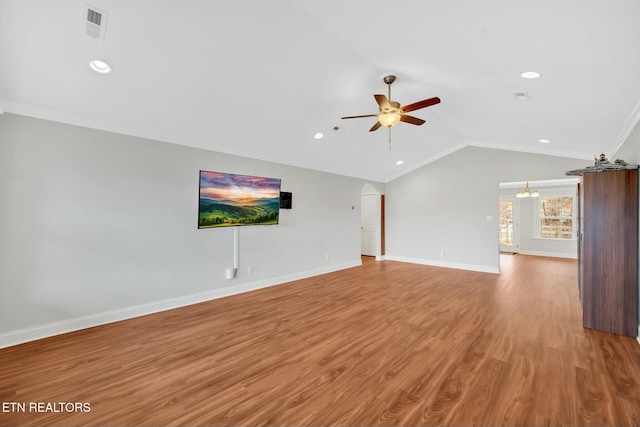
[1,255,640,426]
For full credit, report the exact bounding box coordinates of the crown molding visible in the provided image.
[383,142,468,183]
[611,101,640,157]
[0,99,386,183]
[384,140,594,183]
[0,99,614,185]
[467,140,594,161]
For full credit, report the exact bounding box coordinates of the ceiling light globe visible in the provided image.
[379,113,401,127]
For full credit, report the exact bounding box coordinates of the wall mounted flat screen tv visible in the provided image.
[198,170,281,228]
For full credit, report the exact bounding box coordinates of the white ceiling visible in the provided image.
[1,0,639,182]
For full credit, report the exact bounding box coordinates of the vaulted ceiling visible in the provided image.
[1,0,639,182]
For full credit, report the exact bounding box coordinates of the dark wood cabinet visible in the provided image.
[578,169,638,337]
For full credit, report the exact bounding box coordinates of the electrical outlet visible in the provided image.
[325,254,330,261]
[440,249,445,257]
[247,266,253,274]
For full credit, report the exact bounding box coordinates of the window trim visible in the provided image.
[533,190,577,241]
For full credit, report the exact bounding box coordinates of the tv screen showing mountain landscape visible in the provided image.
[198,170,281,228]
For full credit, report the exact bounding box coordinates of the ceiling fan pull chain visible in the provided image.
[388,127,392,150]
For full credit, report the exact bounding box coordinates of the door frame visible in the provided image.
[499,196,519,253]
[361,191,382,260]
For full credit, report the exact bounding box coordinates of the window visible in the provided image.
[537,196,574,239]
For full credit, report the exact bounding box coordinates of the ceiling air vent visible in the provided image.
[514,91,531,101]
[83,3,108,41]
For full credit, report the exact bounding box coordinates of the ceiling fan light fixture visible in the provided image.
[379,112,401,127]
[340,75,440,148]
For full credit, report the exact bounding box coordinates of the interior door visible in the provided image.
[499,197,518,253]
[361,193,379,256]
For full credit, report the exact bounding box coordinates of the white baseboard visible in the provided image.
[517,250,577,259]
[384,255,500,274]
[637,326,640,345]
[0,260,361,349]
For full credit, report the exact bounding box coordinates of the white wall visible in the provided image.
[0,113,380,347]
[500,185,578,258]
[385,146,587,273]
[612,119,640,333]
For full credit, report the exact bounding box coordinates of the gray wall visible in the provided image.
[385,146,587,272]
[3,109,634,345]
[0,113,380,346]
[612,120,640,331]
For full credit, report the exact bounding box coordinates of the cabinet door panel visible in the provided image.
[581,169,638,337]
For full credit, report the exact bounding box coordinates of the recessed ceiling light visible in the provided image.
[538,139,551,143]
[396,160,404,165]
[314,132,323,139]
[89,59,112,74]
[520,71,541,79]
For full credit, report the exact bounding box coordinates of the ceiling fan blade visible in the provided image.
[402,97,441,113]
[374,94,391,110]
[369,121,382,132]
[341,113,379,119]
[399,114,426,126]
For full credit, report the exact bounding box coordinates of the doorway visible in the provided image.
[499,196,518,253]
[361,184,384,260]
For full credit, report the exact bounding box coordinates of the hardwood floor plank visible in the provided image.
[533,347,575,426]
[575,366,611,425]
[447,356,507,426]
[413,329,493,426]
[596,333,640,425]
[491,343,539,426]
[1,254,640,426]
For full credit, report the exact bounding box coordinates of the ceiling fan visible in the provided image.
[341,75,441,149]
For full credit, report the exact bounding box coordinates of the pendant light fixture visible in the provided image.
[516,181,539,198]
